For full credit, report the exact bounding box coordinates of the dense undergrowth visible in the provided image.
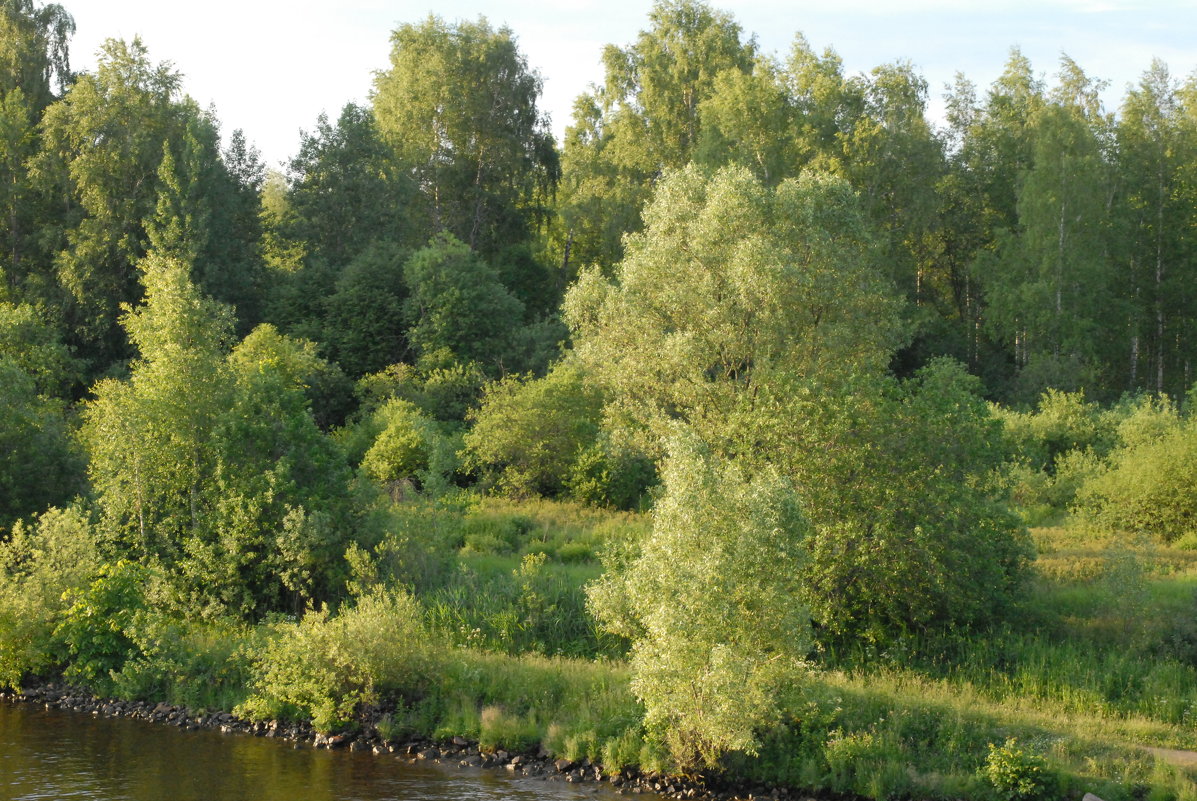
[6,491,1197,801]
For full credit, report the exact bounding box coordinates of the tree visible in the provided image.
[206,324,354,615]
[783,362,1031,644]
[372,16,558,259]
[588,433,810,768]
[0,299,76,395]
[359,399,432,488]
[0,358,80,528]
[0,0,72,304]
[565,164,903,457]
[462,362,605,497]
[1115,61,1197,396]
[33,38,240,373]
[984,58,1115,400]
[81,255,354,618]
[695,55,797,185]
[81,253,234,564]
[285,104,415,268]
[321,241,410,378]
[838,61,945,306]
[402,234,524,372]
[556,0,755,272]
[0,0,72,111]
[570,165,1029,646]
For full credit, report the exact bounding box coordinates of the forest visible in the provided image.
[4,0,1197,799]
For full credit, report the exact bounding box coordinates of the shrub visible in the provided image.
[589,434,811,769]
[797,362,1032,646]
[55,560,150,690]
[238,586,432,731]
[0,506,100,688]
[462,363,604,498]
[1076,417,1197,542]
[981,738,1056,801]
[360,399,433,486]
[109,612,256,710]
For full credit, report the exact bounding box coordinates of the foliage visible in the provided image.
[564,439,657,511]
[373,15,558,259]
[1075,414,1197,542]
[0,357,81,527]
[402,234,524,372]
[792,362,1032,644]
[0,504,98,688]
[82,256,354,618]
[589,434,811,769]
[359,398,433,487]
[285,103,414,267]
[565,163,904,458]
[321,240,410,378]
[556,0,755,271]
[237,586,431,731]
[462,362,604,498]
[981,739,1056,801]
[54,559,149,689]
[109,611,256,710]
[0,300,78,395]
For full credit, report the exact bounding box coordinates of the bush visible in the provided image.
[981,738,1056,801]
[462,363,604,498]
[109,612,256,711]
[360,399,434,487]
[1076,417,1197,542]
[565,440,657,511]
[238,586,432,731]
[0,506,100,688]
[796,362,1032,646]
[55,560,150,690]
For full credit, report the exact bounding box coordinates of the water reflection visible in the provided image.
[0,703,630,801]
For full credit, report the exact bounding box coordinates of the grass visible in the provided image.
[12,495,1197,801]
[761,526,1197,801]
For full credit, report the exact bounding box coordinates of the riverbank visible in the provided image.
[7,502,1197,801]
[0,681,802,801]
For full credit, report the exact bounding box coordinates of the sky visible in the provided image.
[66,1,1197,169]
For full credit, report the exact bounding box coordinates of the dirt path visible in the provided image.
[1144,747,1197,767]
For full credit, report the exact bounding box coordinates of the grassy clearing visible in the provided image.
[760,526,1197,801]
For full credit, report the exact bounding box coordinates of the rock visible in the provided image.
[1083,795,1106,801]
[417,748,440,760]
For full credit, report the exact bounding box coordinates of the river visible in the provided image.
[0,702,637,801]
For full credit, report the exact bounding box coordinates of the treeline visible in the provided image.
[3,0,1197,782]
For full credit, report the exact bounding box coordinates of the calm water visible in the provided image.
[0,702,634,801]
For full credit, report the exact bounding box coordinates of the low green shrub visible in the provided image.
[1075,418,1197,542]
[109,612,257,711]
[55,560,149,691]
[0,505,100,688]
[981,738,1056,801]
[237,586,432,731]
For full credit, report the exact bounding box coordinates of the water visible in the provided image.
[0,702,633,801]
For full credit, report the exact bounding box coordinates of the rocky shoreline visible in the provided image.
[0,682,818,801]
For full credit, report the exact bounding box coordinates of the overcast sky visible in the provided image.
[66,1,1197,169]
